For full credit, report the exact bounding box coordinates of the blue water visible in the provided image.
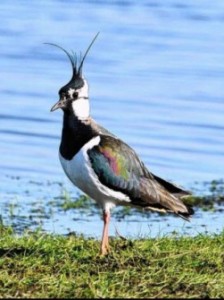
[0,0,224,238]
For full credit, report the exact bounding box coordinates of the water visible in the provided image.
[0,0,224,238]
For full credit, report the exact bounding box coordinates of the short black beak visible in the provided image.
[50,99,66,112]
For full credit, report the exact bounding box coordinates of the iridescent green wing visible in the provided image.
[88,135,152,201]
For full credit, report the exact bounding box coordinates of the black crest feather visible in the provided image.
[44,32,99,80]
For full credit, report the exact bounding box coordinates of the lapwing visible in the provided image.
[47,34,194,255]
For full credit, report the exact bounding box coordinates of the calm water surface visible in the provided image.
[0,0,224,237]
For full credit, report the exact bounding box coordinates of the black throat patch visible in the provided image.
[59,114,98,160]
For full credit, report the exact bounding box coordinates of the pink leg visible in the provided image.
[100,210,110,255]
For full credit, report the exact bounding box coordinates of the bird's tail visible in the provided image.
[150,173,194,219]
[160,189,194,220]
[143,187,194,221]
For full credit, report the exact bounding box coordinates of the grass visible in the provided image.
[0,225,223,298]
[1,179,224,297]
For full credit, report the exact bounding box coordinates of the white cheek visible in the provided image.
[72,99,90,120]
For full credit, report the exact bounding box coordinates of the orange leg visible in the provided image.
[100,210,110,255]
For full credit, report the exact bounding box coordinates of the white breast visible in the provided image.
[59,136,130,211]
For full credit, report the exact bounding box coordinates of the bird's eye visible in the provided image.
[73,91,78,98]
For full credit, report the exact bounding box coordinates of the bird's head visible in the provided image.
[47,33,99,120]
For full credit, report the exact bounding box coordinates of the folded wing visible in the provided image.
[88,135,193,218]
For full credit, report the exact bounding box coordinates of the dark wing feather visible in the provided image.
[88,135,193,218]
[152,174,191,197]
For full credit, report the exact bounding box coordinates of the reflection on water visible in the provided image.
[0,0,223,236]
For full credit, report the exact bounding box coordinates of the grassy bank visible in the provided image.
[0,226,223,298]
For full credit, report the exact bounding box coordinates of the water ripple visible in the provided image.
[0,129,58,140]
[0,0,223,185]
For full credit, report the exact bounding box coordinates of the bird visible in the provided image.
[47,33,194,255]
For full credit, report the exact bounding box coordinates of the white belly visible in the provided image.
[59,136,130,211]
